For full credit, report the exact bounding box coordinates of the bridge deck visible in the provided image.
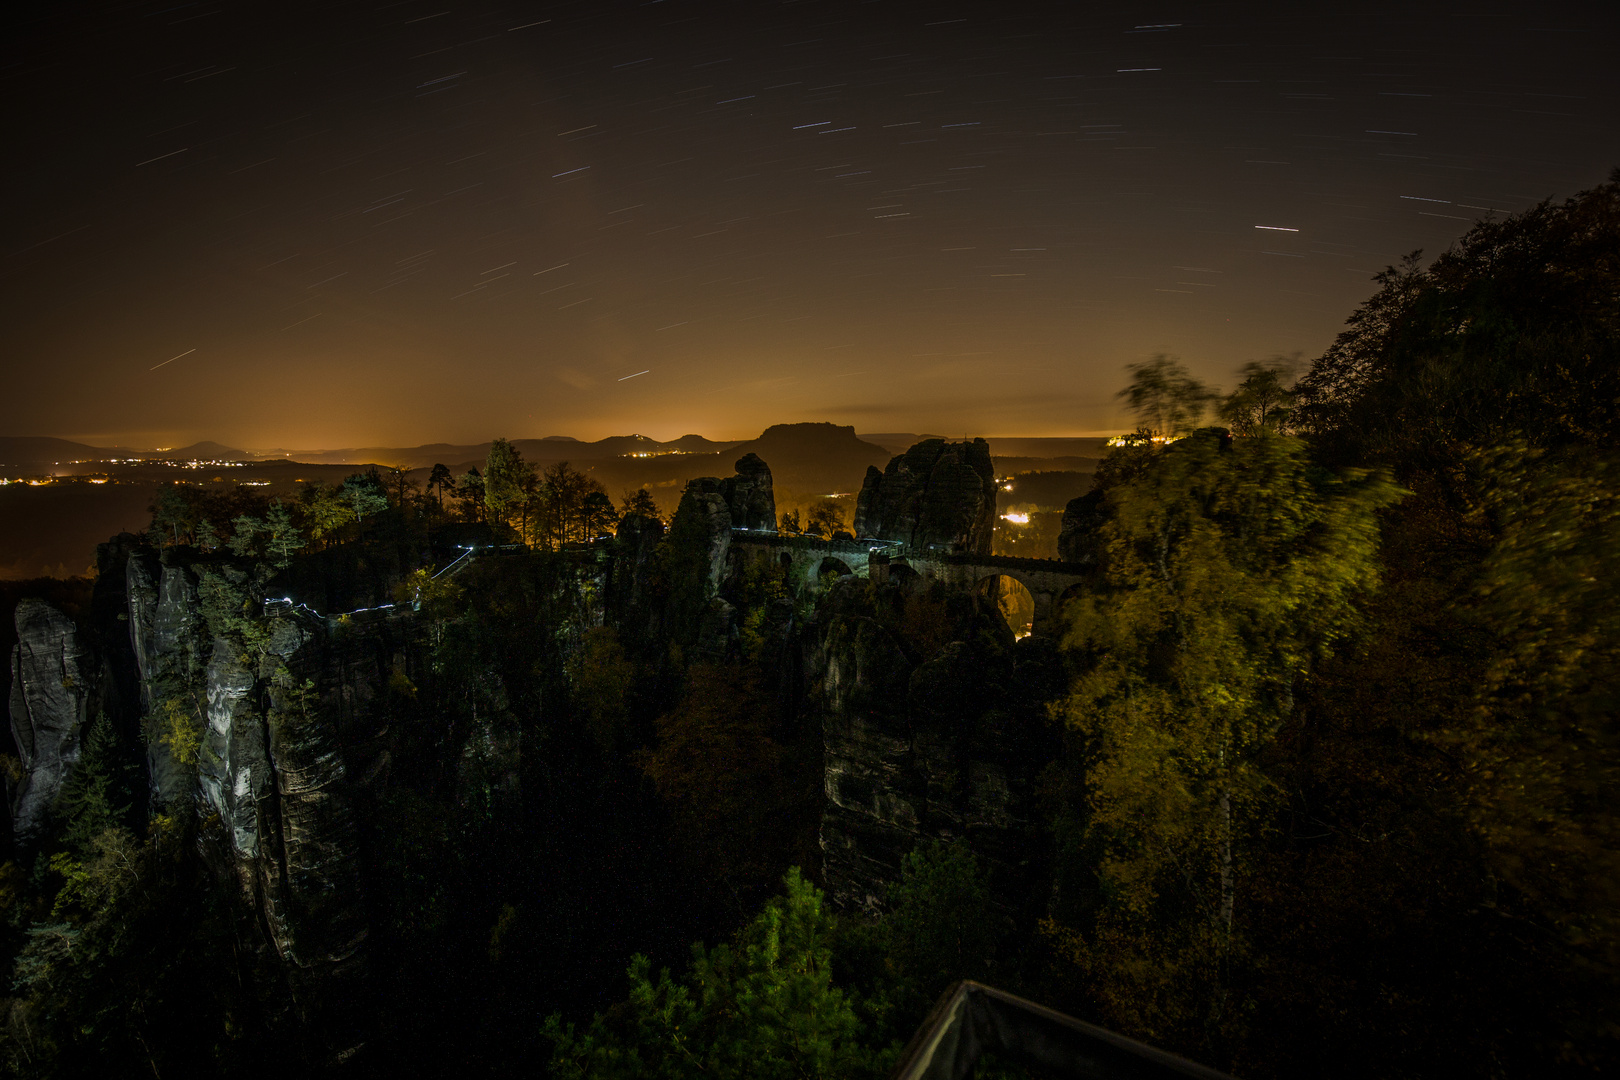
[728,530,1089,576]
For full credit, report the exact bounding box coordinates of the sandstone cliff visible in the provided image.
[801,578,1057,914]
[853,438,998,555]
[7,599,98,847]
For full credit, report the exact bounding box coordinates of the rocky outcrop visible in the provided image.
[1056,489,1107,566]
[853,439,998,554]
[804,580,1055,913]
[7,600,98,847]
[670,453,780,587]
[673,479,735,588]
[128,554,205,807]
[721,452,776,532]
[190,598,370,1050]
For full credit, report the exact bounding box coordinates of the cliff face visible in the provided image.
[7,599,98,847]
[674,479,735,587]
[1056,489,1107,566]
[853,438,998,555]
[7,543,380,1054]
[722,452,776,532]
[801,580,1056,913]
[205,612,370,1021]
[127,553,206,807]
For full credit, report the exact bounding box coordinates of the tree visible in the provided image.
[1439,443,1620,977]
[544,869,890,1079]
[643,663,820,909]
[566,627,635,752]
[343,472,390,521]
[427,462,456,510]
[262,501,302,569]
[148,486,199,546]
[484,438,530,535]
[580,489,620,540]
[456,467,485,522]
[806,500,843,538]
[56,711,137,857]
[778,509,801,535]
[226,513,264,559]
[1218,359,1298,437]
[1293,171,1620,473]
[392,568,463,651]
[1053,429,1400,1043]
[299,482,356,546]
[882,841,999,1022]
[1116,355,1218,440]
[620,487,661,523]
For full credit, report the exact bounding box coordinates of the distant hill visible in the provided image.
[145,441,251,462]
[0,437,107,467]
[282,434,741,471]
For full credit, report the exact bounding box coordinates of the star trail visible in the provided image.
[2,0,1615,449]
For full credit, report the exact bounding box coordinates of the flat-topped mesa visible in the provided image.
[853,438,998,555]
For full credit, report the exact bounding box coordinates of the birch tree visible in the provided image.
[1054,428,1399,1041]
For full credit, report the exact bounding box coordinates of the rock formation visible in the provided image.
[667,454,780,593]
[722,452,776,531]
[7,599,98,847]
[672,478,735,587]
[853,438,998,555]
[801,579,1056,914]
[1056,489,1107,566]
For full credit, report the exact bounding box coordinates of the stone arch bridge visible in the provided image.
[728,531,1090,636]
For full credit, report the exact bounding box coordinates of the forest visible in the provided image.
[0,172,1615,1079]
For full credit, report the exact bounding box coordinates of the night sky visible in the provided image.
[4,0,1616,450]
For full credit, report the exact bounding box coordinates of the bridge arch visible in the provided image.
[975,574,1035,640]
[817,556,855,581]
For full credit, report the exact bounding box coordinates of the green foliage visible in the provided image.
[621,486,662,522]
[1295,171,1620,471]
[195,565,270,659]
[226,512,263,559]
[1055,430,1400,1043]
[545,869,892,1079]
[643,664,821,912]
[55,712,134,858]
[1439,444,1620,970]
[151,696,201,768]
[805,500,843,537]
[262,501,302,568]
[736,557,791,659]
[1116,355,1217,440]
[298,480,356,543]
[567,626,636,752]
[484,437,529,531]
[882,841,998,1020]
[1218,359,1298,437]
[146,483,271,549]
[343,471,390,522]
[47,827,140,920]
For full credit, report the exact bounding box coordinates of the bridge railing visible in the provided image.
[728,530,902,556]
